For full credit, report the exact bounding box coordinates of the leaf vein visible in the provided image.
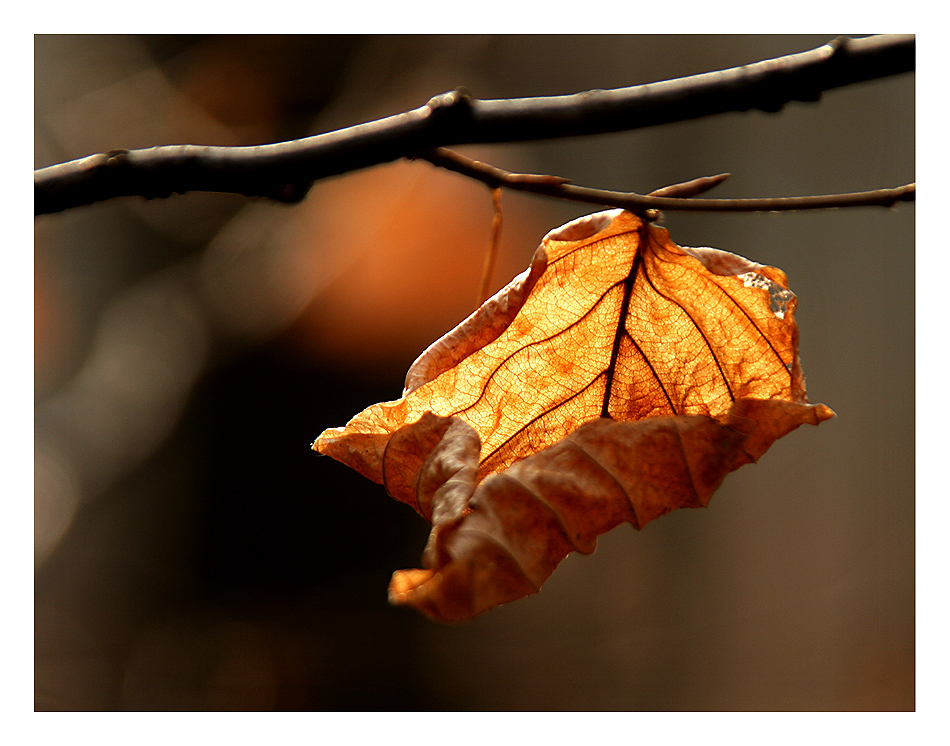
[640,253,736,402]
[479,373,605,471]
[450,281,624,419]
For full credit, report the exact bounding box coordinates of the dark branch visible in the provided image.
[420,147,916,214]
[34,34,914,216]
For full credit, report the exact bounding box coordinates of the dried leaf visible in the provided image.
[314,209,834,621]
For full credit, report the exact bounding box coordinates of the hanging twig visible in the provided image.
[478,188,504,307]
[34,34,914,216]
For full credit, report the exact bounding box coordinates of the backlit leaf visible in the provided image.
[314,209,833,621]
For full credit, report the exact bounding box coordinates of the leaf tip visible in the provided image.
[389,568,459,622]
[311,428,343,453]
[813,403,836,423]
[389,568,436,603]
[310,427,391,484]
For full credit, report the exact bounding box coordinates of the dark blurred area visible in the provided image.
[34,35,914,711]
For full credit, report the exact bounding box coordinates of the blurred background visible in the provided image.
[34,35,914,711]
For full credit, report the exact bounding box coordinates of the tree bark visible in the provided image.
[34,34,914,216]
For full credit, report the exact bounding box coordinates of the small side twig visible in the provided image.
[417,147,915,215]
[647,173,732,199]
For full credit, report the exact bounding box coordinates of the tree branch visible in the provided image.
[34,34,914,217]
[419,147,916,214]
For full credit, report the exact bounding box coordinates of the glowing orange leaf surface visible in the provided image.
[314,209,834,621]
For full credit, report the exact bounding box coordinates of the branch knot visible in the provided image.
[104,149,130,166]
[425,87,474,124]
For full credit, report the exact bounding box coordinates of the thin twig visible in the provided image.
[647,173,732,199]
[419,148,915,214]
[641,172,733,221]
[478,188,504,307]
[34,34,914,216]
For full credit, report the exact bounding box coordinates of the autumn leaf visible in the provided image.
[314,209,834,622]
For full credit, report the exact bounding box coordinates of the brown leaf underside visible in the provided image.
[314,209,834,622]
